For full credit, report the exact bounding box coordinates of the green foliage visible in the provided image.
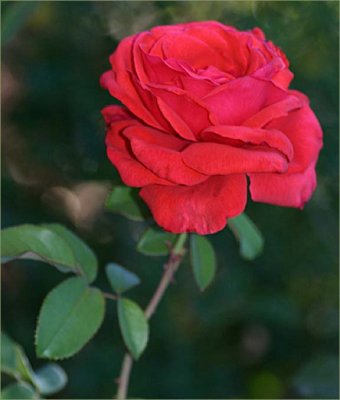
[1,332,67,396]
[190,234,216,291]
[228,213,264,260]
[118,298,149,360]
[106,186,149,221]
[42,224,98,283]
[36,277,105,360]
[2,224,98,282]
[1,332,35,382]
[33,363,68,396]
[1,225,77,273]
[105,263,140,294]
[1,332,18,377]
[137,228,176,256]
[1,382,38,400]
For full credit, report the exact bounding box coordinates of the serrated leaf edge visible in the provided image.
[117,298,149,360]
[35,280,105,361]
[2,224,81,273]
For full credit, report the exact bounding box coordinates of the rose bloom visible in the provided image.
[101,21,322,235]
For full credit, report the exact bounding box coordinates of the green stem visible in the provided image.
[115,232,188,399]
[172,232,188,255]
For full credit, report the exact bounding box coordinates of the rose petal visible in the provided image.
[251,57,293,88]
[251,27,266,41]
[102,105,133,125]
[100,70,163,130]
[201,125,294,161]
[105,119,172,187]
[121,124,207,185]
[272,68,294,90]
[140,174,247,234]
[122,124,187,150]
[147,83,216,135]
[100,33,166,130]
[248,101,322,208]
[243,95,302,128]
[156,96,196,141]
[129,137,208,185]
[249,162,317,208]
[158,31,228,70]
[181,23,249,76]
[139,47,217,97]
[182,142,288,175]
[128,72,173,132]
[266,99,323,173]
[202,76,286,125]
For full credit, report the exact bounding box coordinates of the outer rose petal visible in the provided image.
[248,99,322,208]
[266,98,323,173]
[100,70,163,130]
[122,124,187,150]
[140,175,247,234]
[121,125,208,185]
[128,72,174,132]
[249,162,317,208]
[130,138,209,185]
[101,32,174,131]
[107,145,171,187]
[105,110,173,187]
[102,105,134,125]
[271,68,294,90]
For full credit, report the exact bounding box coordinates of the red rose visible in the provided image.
[101,21,323,235]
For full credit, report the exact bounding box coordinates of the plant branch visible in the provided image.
[103,292,118,301]
[116,232,188,400]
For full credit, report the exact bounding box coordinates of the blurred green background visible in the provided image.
[1,1,339,399]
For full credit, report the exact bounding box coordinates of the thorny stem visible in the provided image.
[115,232,188,400]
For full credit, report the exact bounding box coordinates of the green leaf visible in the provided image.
[118,298,149,360]
[105,263,140,294]
[1,225,77,273]
[137,228,177,256]
[35,277,105,360]
[105,186,149,221]
[190,234,216,291]
[1,332,18,377]
[2,2,39,44]
[16,350,35,385]
[1,332,35,383]
[33,363,67,395]
[1,382,38,399]
[42,224,98,283]
[228,213,264,260]
[1,332,67,395]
